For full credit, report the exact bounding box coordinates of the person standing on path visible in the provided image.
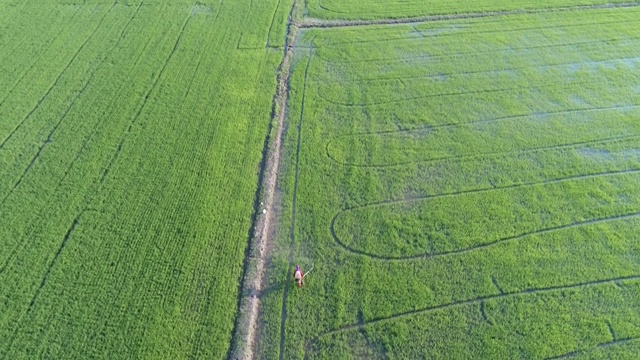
[294,265,303,288]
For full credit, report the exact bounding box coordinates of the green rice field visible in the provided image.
[0,0,290,358]
[3,0,640,358]
[259,5,640,359]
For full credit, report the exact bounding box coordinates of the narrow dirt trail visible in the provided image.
[231,0,303,359]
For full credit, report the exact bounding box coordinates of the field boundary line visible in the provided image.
[229,0,304,358]
[298,2,640,28]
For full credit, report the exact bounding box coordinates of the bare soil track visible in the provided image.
[230,0,301,358]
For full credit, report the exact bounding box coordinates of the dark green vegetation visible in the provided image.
[0,0,290,358]
[260,6,640,359]
[307,0,638,20]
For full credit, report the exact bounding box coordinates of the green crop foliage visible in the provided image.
[308,0,640,20]
[260,7,640,359]
[0,0,292,358]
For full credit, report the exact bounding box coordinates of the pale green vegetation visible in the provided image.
[0,0,290,358]
[260,6,640,359]
[307,0,638,20]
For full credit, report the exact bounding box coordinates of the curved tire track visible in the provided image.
[329,168,640,260]
[290,5,640,358]
[304,274,640,359]
[546,337,640,359]
[327,132,640,168]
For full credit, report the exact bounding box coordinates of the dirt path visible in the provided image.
[230,1,302,359]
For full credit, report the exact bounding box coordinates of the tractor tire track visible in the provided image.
[302,2,640,29]
[0,5,85,109]
[0,80,91,208]
[181,22,212,103]
[0,0,143,277]
[3,208,95,354]
[0,0,33,30]
[26,210,85,312]
[316,35,640,65]
[546,336,640,359]
[0,1,142,208]
[304,274,640,359]
[265,0,282,48]
[309,17,640,48]
[332,211,640,261]
[317,76,637,107]
[271,4,640,358]
[0,1,114,150]
[98,2,170,184]
[0,0,144,312]
[279,39,315,360]
[100,7,191,184]
[327,133,640,168]
[330,168,640,260]
[326,103,639,145]
[132,3,169,67]
[316,56,640,84]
